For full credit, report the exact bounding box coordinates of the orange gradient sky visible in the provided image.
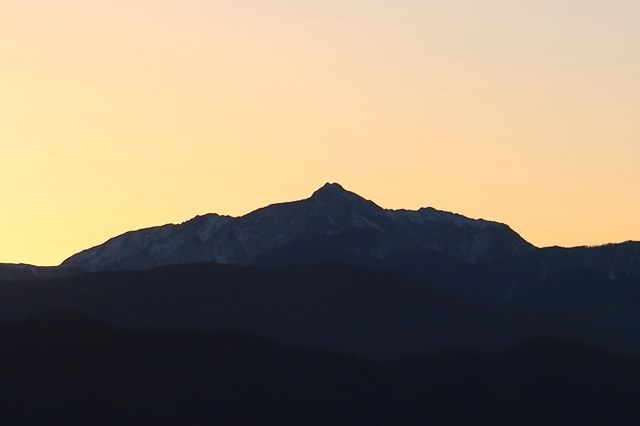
[1,0,639,266]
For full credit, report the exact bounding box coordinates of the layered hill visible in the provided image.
[1,262,639,359]
[1,311,639,426]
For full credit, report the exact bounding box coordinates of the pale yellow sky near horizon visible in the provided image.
[1,0,639,265]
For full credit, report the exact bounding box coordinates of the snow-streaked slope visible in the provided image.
[61,183,535,272]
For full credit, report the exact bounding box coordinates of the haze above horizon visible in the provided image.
[2,0,639,265]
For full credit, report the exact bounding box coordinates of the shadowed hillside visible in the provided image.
[1,262,639,359]
[0,311,639,426]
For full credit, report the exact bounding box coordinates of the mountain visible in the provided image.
[2,185,640,424]
[2,182,637,301]
[61,183,534,272]
[2,184,640,424]
[1,182,638,305]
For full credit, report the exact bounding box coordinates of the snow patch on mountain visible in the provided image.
[61,183,536,272]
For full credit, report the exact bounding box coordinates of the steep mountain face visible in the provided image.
[61,183,534,272]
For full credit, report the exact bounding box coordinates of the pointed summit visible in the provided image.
[307,183,385,225]
[312,182,347,197]
[310,182,368,205]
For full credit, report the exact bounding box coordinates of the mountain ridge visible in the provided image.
[2,183,639,300]
[60,182,534,272]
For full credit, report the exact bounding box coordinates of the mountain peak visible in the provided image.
[310,182,366,205]
[314,182,346,194]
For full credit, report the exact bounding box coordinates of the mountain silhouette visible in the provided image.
[1,184,640,424]
[1,183,639,302]
[61,182,534,272]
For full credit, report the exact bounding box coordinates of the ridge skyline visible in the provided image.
[3,182,637,269]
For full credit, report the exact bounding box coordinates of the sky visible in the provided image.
[1,0,639,266]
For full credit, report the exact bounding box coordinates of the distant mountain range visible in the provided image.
[2,183,640,424]
[62,183,535,270]
[2,183,638,300]
[1,184,639,355]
